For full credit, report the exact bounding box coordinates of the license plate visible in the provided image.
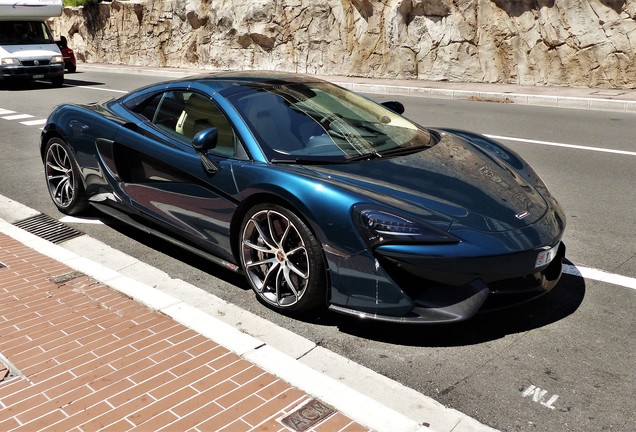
[535,244,559,269]
[34,74,44,79]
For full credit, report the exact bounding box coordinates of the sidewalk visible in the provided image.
[0,231,373,432]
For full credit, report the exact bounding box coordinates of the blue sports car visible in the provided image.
[40,71,566,323]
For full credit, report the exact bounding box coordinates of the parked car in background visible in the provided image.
[56,36,76,73]
[0,0,65,87]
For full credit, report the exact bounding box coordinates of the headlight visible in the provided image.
[51,55,64,64]
[1,58,21,66]
[353,206,460,248]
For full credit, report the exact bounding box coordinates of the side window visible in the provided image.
[174,92,238,157]
[132,91,238,157]
[133,91,187,133]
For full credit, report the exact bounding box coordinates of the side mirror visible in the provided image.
[381,101,405,115]
[192,127,218,153]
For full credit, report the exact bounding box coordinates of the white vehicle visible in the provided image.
[0,0,64,87]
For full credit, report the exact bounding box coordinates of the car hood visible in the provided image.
[300,133,549,233]
[0,45,61,58]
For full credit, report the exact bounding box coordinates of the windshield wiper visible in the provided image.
[270,157,346,165]
[344,151,383,162]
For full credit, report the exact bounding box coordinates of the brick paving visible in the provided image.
[0,233,370,432]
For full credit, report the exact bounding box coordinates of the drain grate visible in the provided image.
[14,213,83,244]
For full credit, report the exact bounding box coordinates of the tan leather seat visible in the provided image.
[175,94,236,156]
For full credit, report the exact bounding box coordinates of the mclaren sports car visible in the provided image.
[40,71,566,323]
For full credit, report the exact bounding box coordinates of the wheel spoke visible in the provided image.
[282,265,300,297]
[261,261,280,293]
[243,238,273,254]
[251,217,277,250]
[245,256,277,269]
[287,261,308,280]
[54,177,69,201]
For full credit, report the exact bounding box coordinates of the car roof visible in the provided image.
[186,70,326,85]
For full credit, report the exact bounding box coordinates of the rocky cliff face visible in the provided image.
[50,0,636,88]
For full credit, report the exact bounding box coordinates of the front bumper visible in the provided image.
[328,241,566,324]
[1,62,64,81]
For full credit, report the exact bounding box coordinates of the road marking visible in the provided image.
[70,85,128,94]
[485,134,636,157]
[521,385,559,410]
[2,114,33,121]
[59,216,104,225]
[564,264,636,290]
[21,119,47,126]
[0,109,16,115]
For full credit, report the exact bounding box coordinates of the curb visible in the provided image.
[331,82,636,113]
[0,195,497,432]
[77,63,636,113]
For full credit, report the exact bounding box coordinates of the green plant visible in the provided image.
[63,0,101,6]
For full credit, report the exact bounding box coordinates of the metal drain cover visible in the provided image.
[14,213,83,244]
[281,399,335,431]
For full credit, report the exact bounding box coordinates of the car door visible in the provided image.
[100,89,243,263]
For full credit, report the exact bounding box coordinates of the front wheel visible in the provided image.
[51,76,64,87]
[44,137,89,215]
[240,204,327,314]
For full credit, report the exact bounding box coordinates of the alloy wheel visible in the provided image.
[241,209,311,308]
[45,142,76,209]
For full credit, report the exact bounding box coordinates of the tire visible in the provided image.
[44,138,89,215]
[51,76,64,87]
[239,203,327,314]
[67,64,76,73]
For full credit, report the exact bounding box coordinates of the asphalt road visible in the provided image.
[0,69,634,432]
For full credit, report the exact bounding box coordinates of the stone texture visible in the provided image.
[49,0,636,88]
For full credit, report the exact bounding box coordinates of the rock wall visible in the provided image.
[49,0,636,88]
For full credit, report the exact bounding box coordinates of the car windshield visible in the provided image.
[227,81,434,162]
[0,21,54,45]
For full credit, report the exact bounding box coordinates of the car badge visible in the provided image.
[34,60,39,66]
[515,210,530,220]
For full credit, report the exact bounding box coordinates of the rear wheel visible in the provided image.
[44,138,89,215]
[240,204,327,314]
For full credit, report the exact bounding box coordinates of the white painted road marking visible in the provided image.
[59,216,104,225]
[0,109,16,115]
[564,264,636,290]
[2,114,33,121]
[486,134,636,157]
[522,385,559,409]
[21,119,47,126]
[71,85,128,94]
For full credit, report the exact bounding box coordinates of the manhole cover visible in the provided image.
[280,399,335,432]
